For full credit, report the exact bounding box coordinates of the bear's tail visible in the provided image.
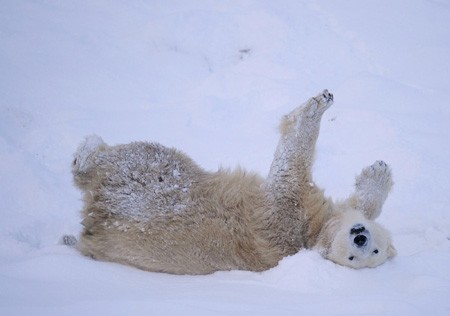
[72,135,106,188]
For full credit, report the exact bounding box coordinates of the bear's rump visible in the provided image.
[92,142,203,222]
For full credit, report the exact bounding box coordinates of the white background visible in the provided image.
[1,1,449,315]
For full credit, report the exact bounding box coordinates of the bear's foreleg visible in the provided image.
[345,161,394,220]
[260,91,333,253]
[264,90,333,198]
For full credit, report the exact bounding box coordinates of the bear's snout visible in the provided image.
[350,225,365,235]
[350,224,370,248]
[353,235,367,247]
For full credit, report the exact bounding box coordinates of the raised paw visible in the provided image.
[315,89,334,107]
[281,89,334,135]
[354,160,394,219]
[306,89,333,117]
[359,161,393,187]
[73,135,106,172]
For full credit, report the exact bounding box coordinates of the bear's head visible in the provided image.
[318,209,396,268]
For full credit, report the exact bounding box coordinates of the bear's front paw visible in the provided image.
[303,89,333,118]
[315,89,333,106]
[356,160,393,197]
[353,160,393,220]
[367,161,392,182]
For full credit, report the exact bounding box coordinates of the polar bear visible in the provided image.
[66,90,396,274]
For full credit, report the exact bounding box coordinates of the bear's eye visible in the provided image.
[349,256,355,261]
[373,249,379,254]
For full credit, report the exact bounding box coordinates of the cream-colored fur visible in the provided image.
[67,90,396,274]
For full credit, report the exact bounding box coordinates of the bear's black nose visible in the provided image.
[354,235,367,247]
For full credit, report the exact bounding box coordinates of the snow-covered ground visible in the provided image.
[1,0,450,315]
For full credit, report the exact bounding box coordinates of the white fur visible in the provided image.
[67,90,396,274]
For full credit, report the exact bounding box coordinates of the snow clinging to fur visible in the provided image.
[94,142,195,221]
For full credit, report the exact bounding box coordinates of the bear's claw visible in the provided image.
[314,89,334,112]
[368,160,391,178]
[301,89,333,119]
[320,89,333,104]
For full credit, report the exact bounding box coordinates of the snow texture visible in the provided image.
[1,0,450,315]
[92,142,196,221]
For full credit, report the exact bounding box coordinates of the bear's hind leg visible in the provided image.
[60,235,78,247]
[72,135,106,190]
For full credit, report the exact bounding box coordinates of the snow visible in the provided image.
[1,0,450,315]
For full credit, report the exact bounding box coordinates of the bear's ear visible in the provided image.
[387,244,397,258]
